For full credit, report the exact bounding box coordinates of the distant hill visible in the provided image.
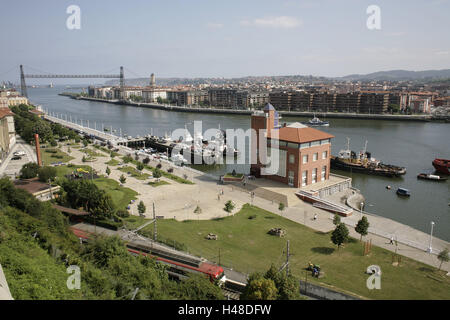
[339,69,450,81]
[103,69,450,86]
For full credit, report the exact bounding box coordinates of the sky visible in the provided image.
[0,0,449,84]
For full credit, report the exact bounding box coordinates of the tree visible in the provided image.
[82,156,87,162]
[143,157,150,165]
[176,274,224,300]
[106,166,111,176]
[333,214,341,226]
[136,162,144,171]
[224,200,235,213]
[355,216,370,241]
[20,162,40,179]
[331,223,349,250]
[83,139,89,147]
[437,248,449,270]
[138,201,146,214]
[37,166,57,183]
[264,264,301,300]
[119,174,126,184]
[241,273,278,300]
[278,202,285,215]
[153,168,162,180]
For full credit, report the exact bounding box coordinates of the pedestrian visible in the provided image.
[313,214,318,221]
[389,236,394,245]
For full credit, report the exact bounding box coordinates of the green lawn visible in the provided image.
[122,215,149,230]
[82,148,105,158]
[105,159,120,166]
[93,177,138,210]
[41,148,74,166]
[118,166,150,180]
[140,204,450,300]
[54,164,93,179]
[148,180,170,187]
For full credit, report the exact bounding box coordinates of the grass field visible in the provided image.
[54,164,93,179]
[118,166,150,180]
[105,159,120,166]
[82,148,106,158]
[93,177,138,210]
[41,148,74,166]
[140,204,450,300]
[148,180,170,187]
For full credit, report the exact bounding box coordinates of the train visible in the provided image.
[70,227,225,283]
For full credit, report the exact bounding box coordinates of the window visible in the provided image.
[313,153,318,161]
[312,168,317,183]
[302,170,307,187]
[300,142,310,149]
[288,171,294,186]
[311,141,320,147]
[322,151,327,159]
[302,155,308,164]
[289,154,295,164]
[287,142,299,149]
[321,166,326,181]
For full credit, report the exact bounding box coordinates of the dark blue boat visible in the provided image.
[396,188,411,197]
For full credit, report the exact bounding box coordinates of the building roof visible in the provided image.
[0,107,14,119]
[29,109,44,115]
[264,103,275,111]
[14,178,58,195]
[268,126,334,144]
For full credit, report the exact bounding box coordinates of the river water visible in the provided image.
[28,87,450,241]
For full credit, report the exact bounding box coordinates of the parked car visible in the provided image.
[11,155,22,160]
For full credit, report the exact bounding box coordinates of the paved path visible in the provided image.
[0,137,36,178]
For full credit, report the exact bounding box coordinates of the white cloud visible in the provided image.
[435,50,449,55]
[206,23,224,29]
[240,16,301,29]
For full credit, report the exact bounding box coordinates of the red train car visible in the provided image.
[70,227,225,282]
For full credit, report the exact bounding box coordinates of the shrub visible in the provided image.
[143,157,150,165]
[156,163,162,169]
[167,168,174,173]
[20,162,40,179]
[38,166,57,183]
[116,209,130,218]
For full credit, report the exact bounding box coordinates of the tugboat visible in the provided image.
[432,159,450,175]
[417,173,448,181]
[330,138,406,177]
[302,114,329,127]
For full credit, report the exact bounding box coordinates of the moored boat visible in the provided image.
[432,159,450,175]
[417,173,448,181]
[330,138,406,177]
[302,114,329,127]
[396,188,411,197]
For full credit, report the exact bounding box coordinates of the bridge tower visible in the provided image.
[119,66,124,100]
[20,65,28,98]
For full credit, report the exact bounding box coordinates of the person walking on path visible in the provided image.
[389,236,395,245]
[313,214,318,221]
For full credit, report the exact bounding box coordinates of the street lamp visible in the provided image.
[428,221,435,253]
[360,202,364,219]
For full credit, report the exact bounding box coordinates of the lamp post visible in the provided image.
[360,202,364,219]
[428,221,435,253]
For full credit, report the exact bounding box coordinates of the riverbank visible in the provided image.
[58,93,444,122]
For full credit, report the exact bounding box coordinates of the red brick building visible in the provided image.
[250,104,334,188]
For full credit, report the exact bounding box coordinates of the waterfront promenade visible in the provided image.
[44,114,450,272]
